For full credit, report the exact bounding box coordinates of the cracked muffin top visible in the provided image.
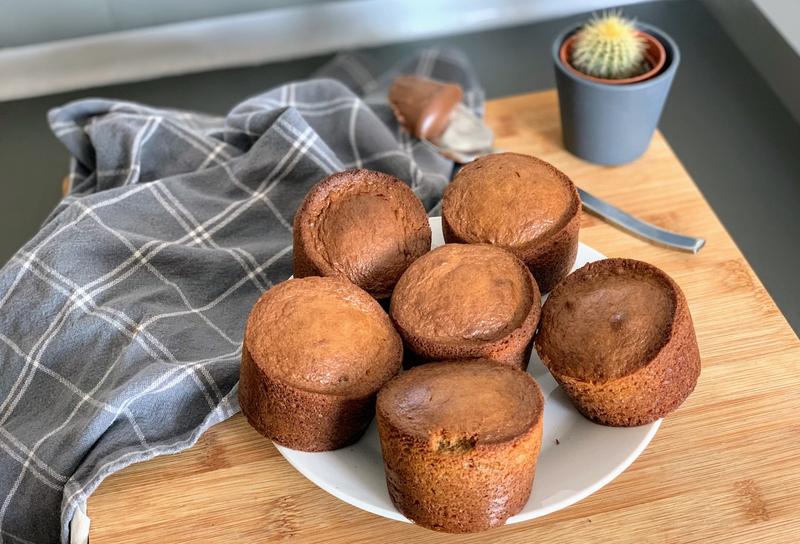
[537,258,678,382]
[390,243,537,346]
[293,169,431,299]
[245,276,402,397]
[443,152,579,248]
[377,359,543,446]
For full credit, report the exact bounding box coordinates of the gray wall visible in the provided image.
[704,0,800,123]
[0,0,337,47]
[754,0,800,55]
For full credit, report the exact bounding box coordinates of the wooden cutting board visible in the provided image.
[88,90,800,543]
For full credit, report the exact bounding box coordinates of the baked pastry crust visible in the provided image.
[376,360,544,532]
[293,169,431,300]
[239,277,402,451]
[442,152,580,293]
[390,243,541,370]
[535,258,701,426]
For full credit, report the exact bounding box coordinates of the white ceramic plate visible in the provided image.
[275,217,661,525]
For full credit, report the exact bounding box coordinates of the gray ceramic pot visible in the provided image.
[552,23,680,165]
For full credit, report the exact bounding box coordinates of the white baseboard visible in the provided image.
[0,0,643,101]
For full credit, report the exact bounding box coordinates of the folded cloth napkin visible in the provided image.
[0,48,483,544]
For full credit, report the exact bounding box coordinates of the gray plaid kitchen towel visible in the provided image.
[0,48,483,543]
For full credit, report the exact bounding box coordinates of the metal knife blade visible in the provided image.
[578,188,705,253]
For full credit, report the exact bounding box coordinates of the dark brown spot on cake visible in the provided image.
[431,431,478,453]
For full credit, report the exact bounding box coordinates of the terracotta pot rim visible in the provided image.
[559,30,667,85]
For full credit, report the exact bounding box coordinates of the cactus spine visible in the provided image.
[571,12,646,80]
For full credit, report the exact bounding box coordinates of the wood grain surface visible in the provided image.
[88,90,800,543]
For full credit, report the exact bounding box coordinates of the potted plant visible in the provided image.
[552,12,680,165]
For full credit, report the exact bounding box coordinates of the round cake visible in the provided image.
[377,360,544,533]
[389,243,540,370]
[535,258,701,426]
[239,277,403,451]
[293,169,431,299]
[442,152,580,293]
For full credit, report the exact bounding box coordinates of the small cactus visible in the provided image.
[571,12,646,80]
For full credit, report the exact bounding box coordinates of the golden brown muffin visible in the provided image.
[377,359,544,533]
[535,258,701,426]
[293,169,431,300]
[239,277,402,451]
[442,152,581,293]
[389,243,540,370]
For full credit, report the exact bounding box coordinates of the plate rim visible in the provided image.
[276,416,662,524]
